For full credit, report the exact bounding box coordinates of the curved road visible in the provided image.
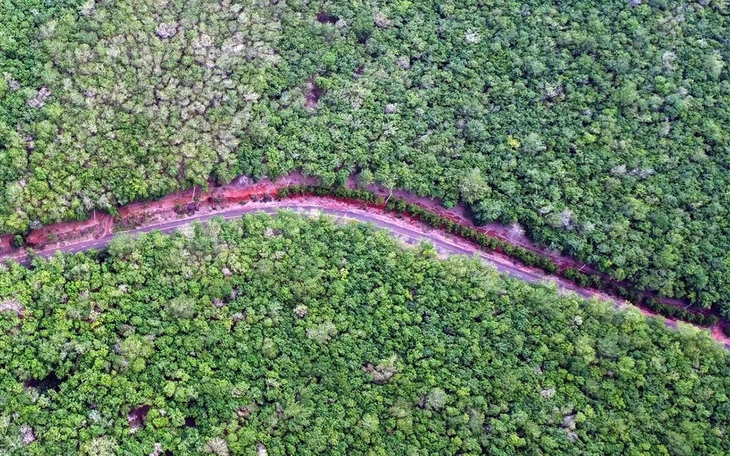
[21,202,616,303]
[10,197,729,349]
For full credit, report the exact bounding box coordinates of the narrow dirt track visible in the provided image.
[3,174,729,349]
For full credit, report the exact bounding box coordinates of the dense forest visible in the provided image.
[2,1,730,306]
[0,213,728,454]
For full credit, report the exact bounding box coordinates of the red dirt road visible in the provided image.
[2,173,728,349]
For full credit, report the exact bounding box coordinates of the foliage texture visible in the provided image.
[0,213,728,454]
[2,1,730,306]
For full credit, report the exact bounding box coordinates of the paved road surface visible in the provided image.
[20,203,612,303]
[12,201,729,349]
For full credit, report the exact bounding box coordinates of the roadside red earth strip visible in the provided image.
[1,173,728,349]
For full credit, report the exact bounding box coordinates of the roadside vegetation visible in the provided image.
[0,213,729,455]
[2,0,730,311]
[280,184,721,327]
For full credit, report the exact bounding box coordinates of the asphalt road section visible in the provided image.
[20,203,616,303]
[11,200,730,349]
